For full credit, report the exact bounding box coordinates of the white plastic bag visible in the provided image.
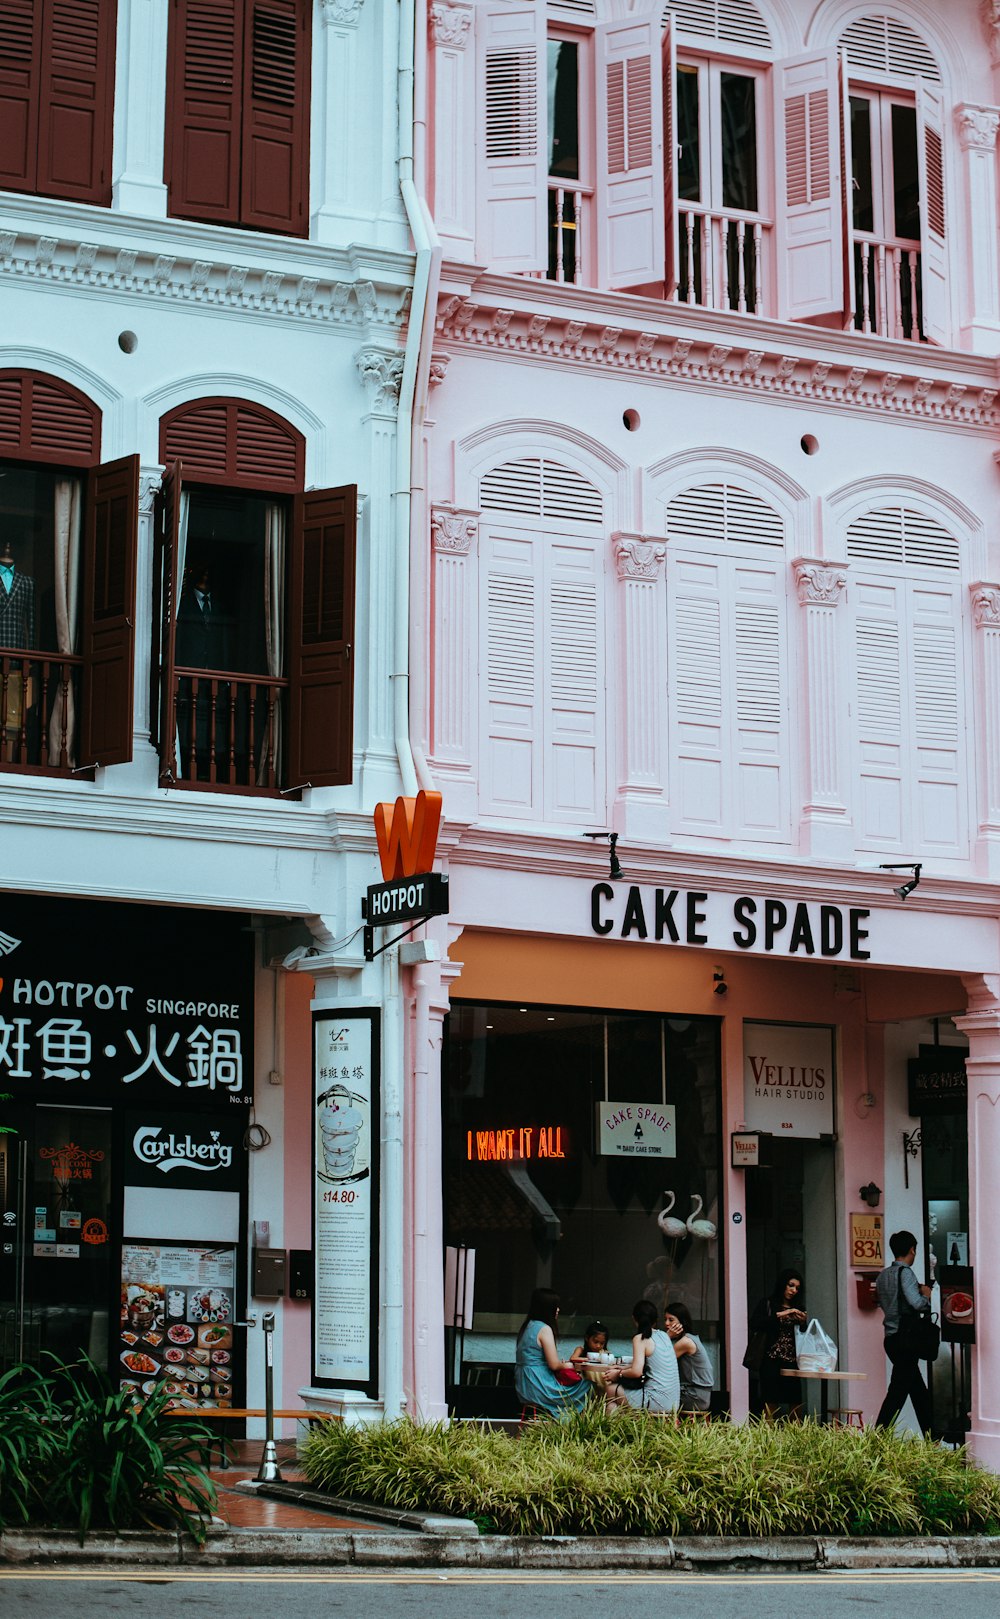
[795,1317,837,1373]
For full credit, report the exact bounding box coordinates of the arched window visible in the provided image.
[476,454,606,823]
[154,399,355,794]
[845,502,966,856]
[663,477,790,842]
[0,369,138,776]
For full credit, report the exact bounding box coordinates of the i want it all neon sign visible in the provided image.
[466,1126,567,1162]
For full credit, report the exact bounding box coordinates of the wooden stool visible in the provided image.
[680,1408,712,1423]
[519,1403,544,1425]
[832,1408,864,1430]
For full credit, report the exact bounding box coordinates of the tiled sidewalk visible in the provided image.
[211,1443,388,1533]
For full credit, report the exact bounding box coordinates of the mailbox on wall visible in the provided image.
[252,1247,286,1298]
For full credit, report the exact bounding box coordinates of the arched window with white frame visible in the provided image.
[662,475,791,843]
[845,500,968,856]
[477,454,608,824]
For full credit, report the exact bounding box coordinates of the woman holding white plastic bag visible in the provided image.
[748,1269,806,1419]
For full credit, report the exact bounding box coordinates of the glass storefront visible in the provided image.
[443,1001,723,1416]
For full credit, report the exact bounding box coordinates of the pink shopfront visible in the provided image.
[435,865,995,1452]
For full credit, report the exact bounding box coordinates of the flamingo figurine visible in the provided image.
[686,1194,717,1241]
[657,1190,687,1240]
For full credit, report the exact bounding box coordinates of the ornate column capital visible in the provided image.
[793,558,848,606]
[957,102,1000,152]
[355,345,405,415]
[431,507,478,555]
[321,0,365,25]
[429,0,473,48]
[612,533,666,582]
[982,0,1000,64]
[428,352,451,388]
[971,581,1000,626]
[139,468,162,515]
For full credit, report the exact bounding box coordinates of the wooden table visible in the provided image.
[781,1368,867,1423]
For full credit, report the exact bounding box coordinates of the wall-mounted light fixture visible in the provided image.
[584,831,624,880]
[713,968,728,996]
[859,1181,882,1208]
[878,861,922,901]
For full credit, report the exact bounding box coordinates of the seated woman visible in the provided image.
[608,1299,680,1414]
[665,1301,714,1413]
[514,1287,588,1418]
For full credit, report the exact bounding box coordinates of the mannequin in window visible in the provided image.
[0,540,35,651]
[175,558,236,780]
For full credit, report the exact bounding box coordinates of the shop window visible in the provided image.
[165,0,310,236]
[0,0,117,206]
[847,504,966,857]
[0,370,138,777]
[664,480,789,842]
[478,456,605,824]
[153,398,356,795]
[443,1003,724,1419]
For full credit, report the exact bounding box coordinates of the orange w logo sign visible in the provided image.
[374,791,443,882]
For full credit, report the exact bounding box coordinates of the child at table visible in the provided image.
[569,1320,612,1367]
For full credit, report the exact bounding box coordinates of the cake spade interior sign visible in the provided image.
[312,1009,380,1397]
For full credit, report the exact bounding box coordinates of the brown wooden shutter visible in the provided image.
[80,454,139,767]
[159,397,303,491]
[36,0,114,204]
[0,369,100,465]
[240,0,308,235]
[0,0,40,193]
[166,0,242,224]
[152,460,182,772]
[286,485,356,789]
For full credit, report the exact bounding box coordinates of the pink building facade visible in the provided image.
[403,0,1000,1466]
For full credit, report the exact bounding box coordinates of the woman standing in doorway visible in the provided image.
[514,1288,588,1418]
[750,1270,806,1419]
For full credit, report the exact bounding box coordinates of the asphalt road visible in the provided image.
[2,1570,1000,1618]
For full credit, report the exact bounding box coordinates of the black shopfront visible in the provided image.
[0,896,253,1412]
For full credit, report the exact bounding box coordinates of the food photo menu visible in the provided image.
[119,1242,238,1409]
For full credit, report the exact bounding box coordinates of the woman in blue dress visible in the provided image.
[514,1288,589,1417]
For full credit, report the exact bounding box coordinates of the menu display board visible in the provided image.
[940,1265,975,1345]
[312,1009,380,1398]
[120,1242,238,1409]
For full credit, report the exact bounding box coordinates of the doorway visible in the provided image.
[745,1137,838,1415]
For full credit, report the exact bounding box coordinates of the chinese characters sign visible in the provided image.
[312,1009,379,1398]
[0,898,253,1108]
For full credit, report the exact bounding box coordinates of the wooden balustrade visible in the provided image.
[0,652,83,773]
[168,667,288,791]
[852,236,922,341]
[674,208,767,316]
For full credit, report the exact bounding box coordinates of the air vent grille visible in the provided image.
[666,481,784,548]
[846,506,959,571]
[481,458,603,524]
[839,14,940,82]
[662,0,770,50]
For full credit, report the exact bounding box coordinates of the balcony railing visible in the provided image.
[0,652,83,774]
[546,182,592,285]
[673,206,769,316]
[166,668,288,792]
[851,234,922,341]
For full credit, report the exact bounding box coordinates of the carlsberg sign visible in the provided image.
[132,1124,234,1175]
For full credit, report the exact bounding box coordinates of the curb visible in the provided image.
[5,1529,1000,1570]
[232,1478,479,1537]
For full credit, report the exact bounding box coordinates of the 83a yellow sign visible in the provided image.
[850,1211,884,1269]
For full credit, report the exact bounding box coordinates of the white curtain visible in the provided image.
[49,477,82,767]
[262,502,285,781]
[172,493,190,775]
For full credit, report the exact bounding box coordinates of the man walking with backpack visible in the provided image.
[874,1228,935,1434]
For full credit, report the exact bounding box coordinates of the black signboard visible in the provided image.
[0,896,254,1109]
[124,1111,245,1192]
[907,1046,967,1116]
[363,872,449,928]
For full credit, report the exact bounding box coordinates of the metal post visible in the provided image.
[255,1311,283,1482]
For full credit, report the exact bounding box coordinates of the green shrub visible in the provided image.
[301,1410,1000,1538]
[0,1356,221,1543]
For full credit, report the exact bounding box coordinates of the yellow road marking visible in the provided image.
[1,1570,999,1584]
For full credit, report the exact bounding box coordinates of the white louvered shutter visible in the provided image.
[733,563,787,839]
[476,1,546,274]
[669,555,726,834]
[916,80,949,347]
[546,542,604,822]
[662,17,678,299]
[910,583,964,853]
[774,50,845,323]
[482,531,540,816]
[853,578,905,847]
[595,9,666,290]
[839,14,940,82]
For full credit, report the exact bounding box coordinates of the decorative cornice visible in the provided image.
[436,293,1000,435]
[613,534,666,581]
[321,0,365,25]
[431,507,478,555]
[355,345,405,413]
[971,582,1000,627]
[429,0,473,48]
[957,104,1000,152]
[0,225,409,335]
[793,559,849,606]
